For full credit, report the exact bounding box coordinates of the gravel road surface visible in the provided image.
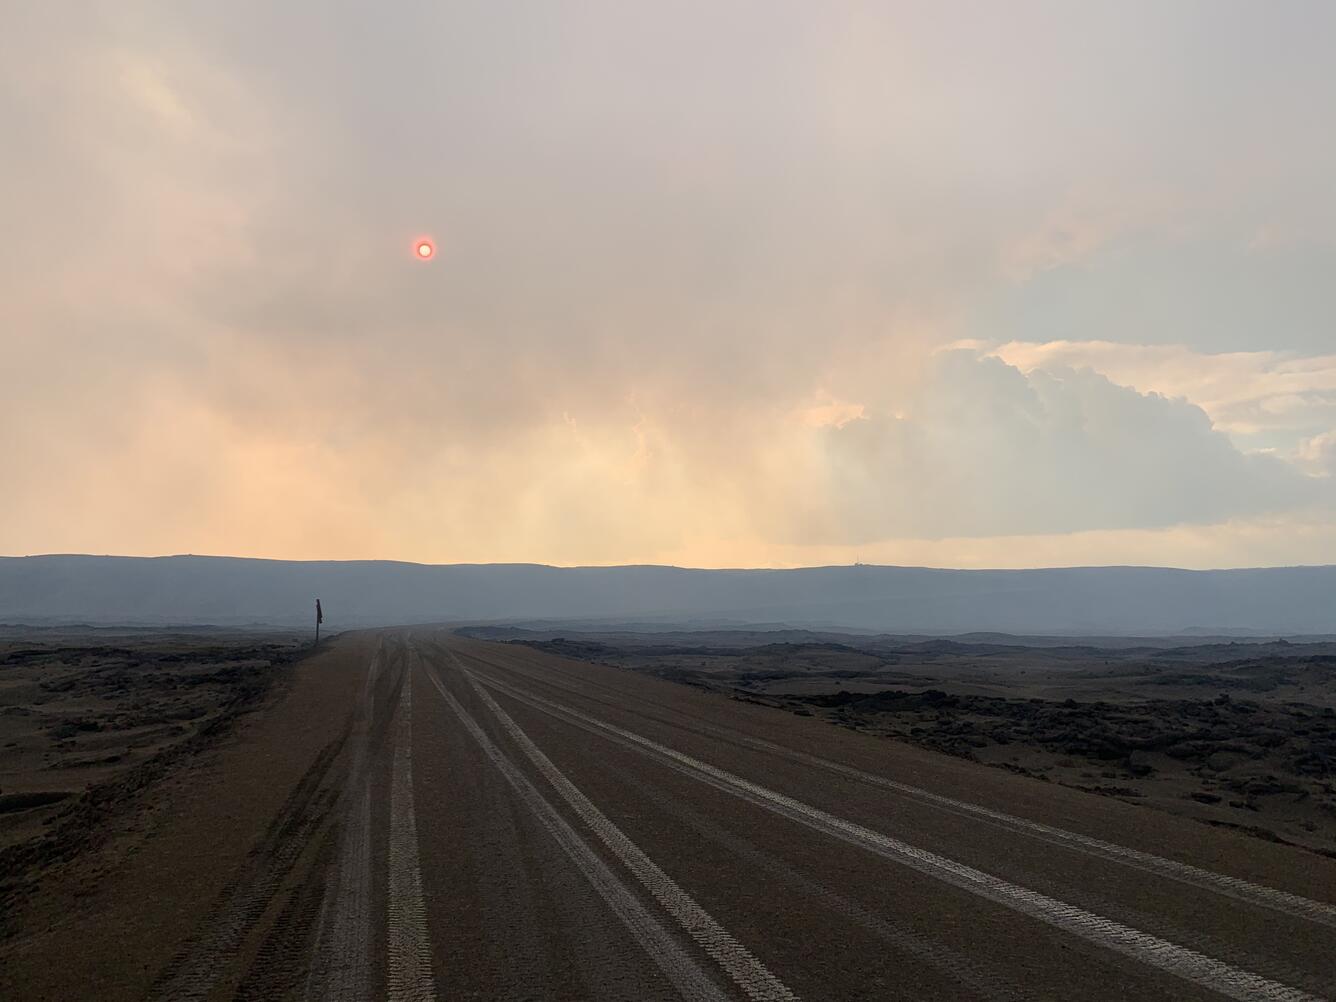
[9,628,1335,1000]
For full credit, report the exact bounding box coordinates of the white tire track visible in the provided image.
[464,674,799,1002]
[469,668,1324,1002]
[729,729,1336,930]
[459,645,1336,929]
[307,787,373,1001]
[420,664,739,1002]
[307,643,386,1002]
[388,661,437,1002]
[611,766,1032,1002]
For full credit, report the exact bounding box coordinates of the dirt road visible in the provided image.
[6,628,1335,1000]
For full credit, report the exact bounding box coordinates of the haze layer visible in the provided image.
[3,3,1334,566]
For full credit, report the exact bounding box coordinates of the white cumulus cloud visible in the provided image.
[783,351,1326,544]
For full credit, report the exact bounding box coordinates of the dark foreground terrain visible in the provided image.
[470,627,1336,857]
[3,627,1334,1000]
[0,628,305,917]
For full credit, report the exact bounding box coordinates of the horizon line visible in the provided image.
[4,552,1334,575]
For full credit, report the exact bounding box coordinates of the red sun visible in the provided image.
[414,238,435,261]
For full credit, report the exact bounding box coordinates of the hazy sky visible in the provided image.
[3,2,1334,568]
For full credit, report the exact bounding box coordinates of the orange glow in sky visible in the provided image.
[414,238,435,260]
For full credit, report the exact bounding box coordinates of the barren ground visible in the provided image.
[0,627,306,923]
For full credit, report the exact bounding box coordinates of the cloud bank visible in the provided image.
[794,352,1324,544]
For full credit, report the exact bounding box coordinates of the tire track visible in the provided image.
[305,643,387,1002]
[235,821,341,1002]
[418,680,673,1001]
[633,735,1331,999]
[452,643,1336,929]
[147,733,346,1002]
[740,737,1336,930]
[469,668,1325,1002]
[421,664,736,1002]
[306,786,373,1002]
[464,674,799,1002]
[610,767,1032,1002]
[387,660,436,1002]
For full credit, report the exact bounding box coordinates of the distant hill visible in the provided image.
[1,555,1332,636]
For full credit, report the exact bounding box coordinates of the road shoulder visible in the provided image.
[0,633,372,1002]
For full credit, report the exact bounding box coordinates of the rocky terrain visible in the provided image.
[0,628,306,923]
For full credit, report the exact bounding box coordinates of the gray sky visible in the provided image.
[2,1,1334,567]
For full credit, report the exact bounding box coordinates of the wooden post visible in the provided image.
[315,598,323,647]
